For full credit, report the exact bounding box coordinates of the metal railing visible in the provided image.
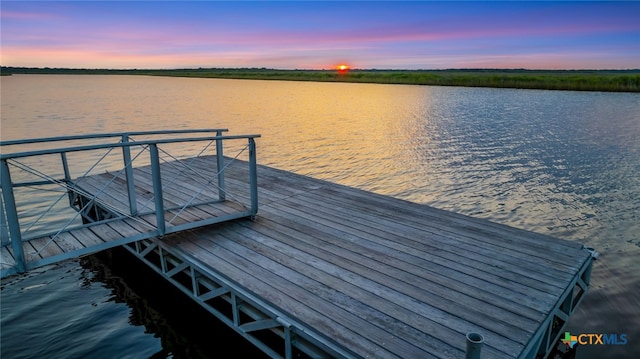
[1,129,260,274]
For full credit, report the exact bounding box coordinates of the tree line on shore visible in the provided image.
[2,66,638,92]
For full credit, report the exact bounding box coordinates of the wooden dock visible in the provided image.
[1,153,594,358]
[158,157,593,358]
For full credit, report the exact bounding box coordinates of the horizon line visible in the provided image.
[3,66,640,72]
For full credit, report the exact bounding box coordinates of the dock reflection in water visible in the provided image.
[0,247,272,359]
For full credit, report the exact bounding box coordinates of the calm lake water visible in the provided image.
[1,75,639,358]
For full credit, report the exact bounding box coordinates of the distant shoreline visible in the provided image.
[2,66,639,92]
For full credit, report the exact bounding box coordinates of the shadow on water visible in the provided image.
[80,247,312,359]
[549,344,578,359]
[1,246,312,359]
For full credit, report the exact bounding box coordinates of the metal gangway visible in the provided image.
[1,129,260,278]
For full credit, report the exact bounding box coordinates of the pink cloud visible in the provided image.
[0,10,61,20]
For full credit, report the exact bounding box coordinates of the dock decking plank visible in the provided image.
[28,236,64,259]
[208,222,521,357]
[314,184,584,256]
[72,174,133,214]
[69,227,105,248]
[256,202,556,312]
[234,209,546,324]
[218,211,532,352]
[223,158,585,255]
[277,191,573,295]
[108,218,149,237]
[88,222,131,243]
[49,232,85,253]
[0,246,15,270]
[21,241,41,261]
[136,165,220,204]
[303,187,583,271]
[236,210,548,319]
[266,195,563,299]
[175,232,428,359]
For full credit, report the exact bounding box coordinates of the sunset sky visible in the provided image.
[1,1,638,70]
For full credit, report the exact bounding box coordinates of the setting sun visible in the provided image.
[336,64,350,73]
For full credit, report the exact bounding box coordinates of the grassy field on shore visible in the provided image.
[2,67,639,92]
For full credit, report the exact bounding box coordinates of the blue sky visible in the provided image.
[1,1,638,70]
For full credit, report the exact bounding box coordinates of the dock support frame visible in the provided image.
[519,253,594,359]
[122,237,356,359]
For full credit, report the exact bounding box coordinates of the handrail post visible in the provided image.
[248,137,258,217]
[122,134,138,215]
[0,159,26,273]
[149,144,165,236]
[60,152,75,207]
[215,130,226,201]
[61,152,71,181]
